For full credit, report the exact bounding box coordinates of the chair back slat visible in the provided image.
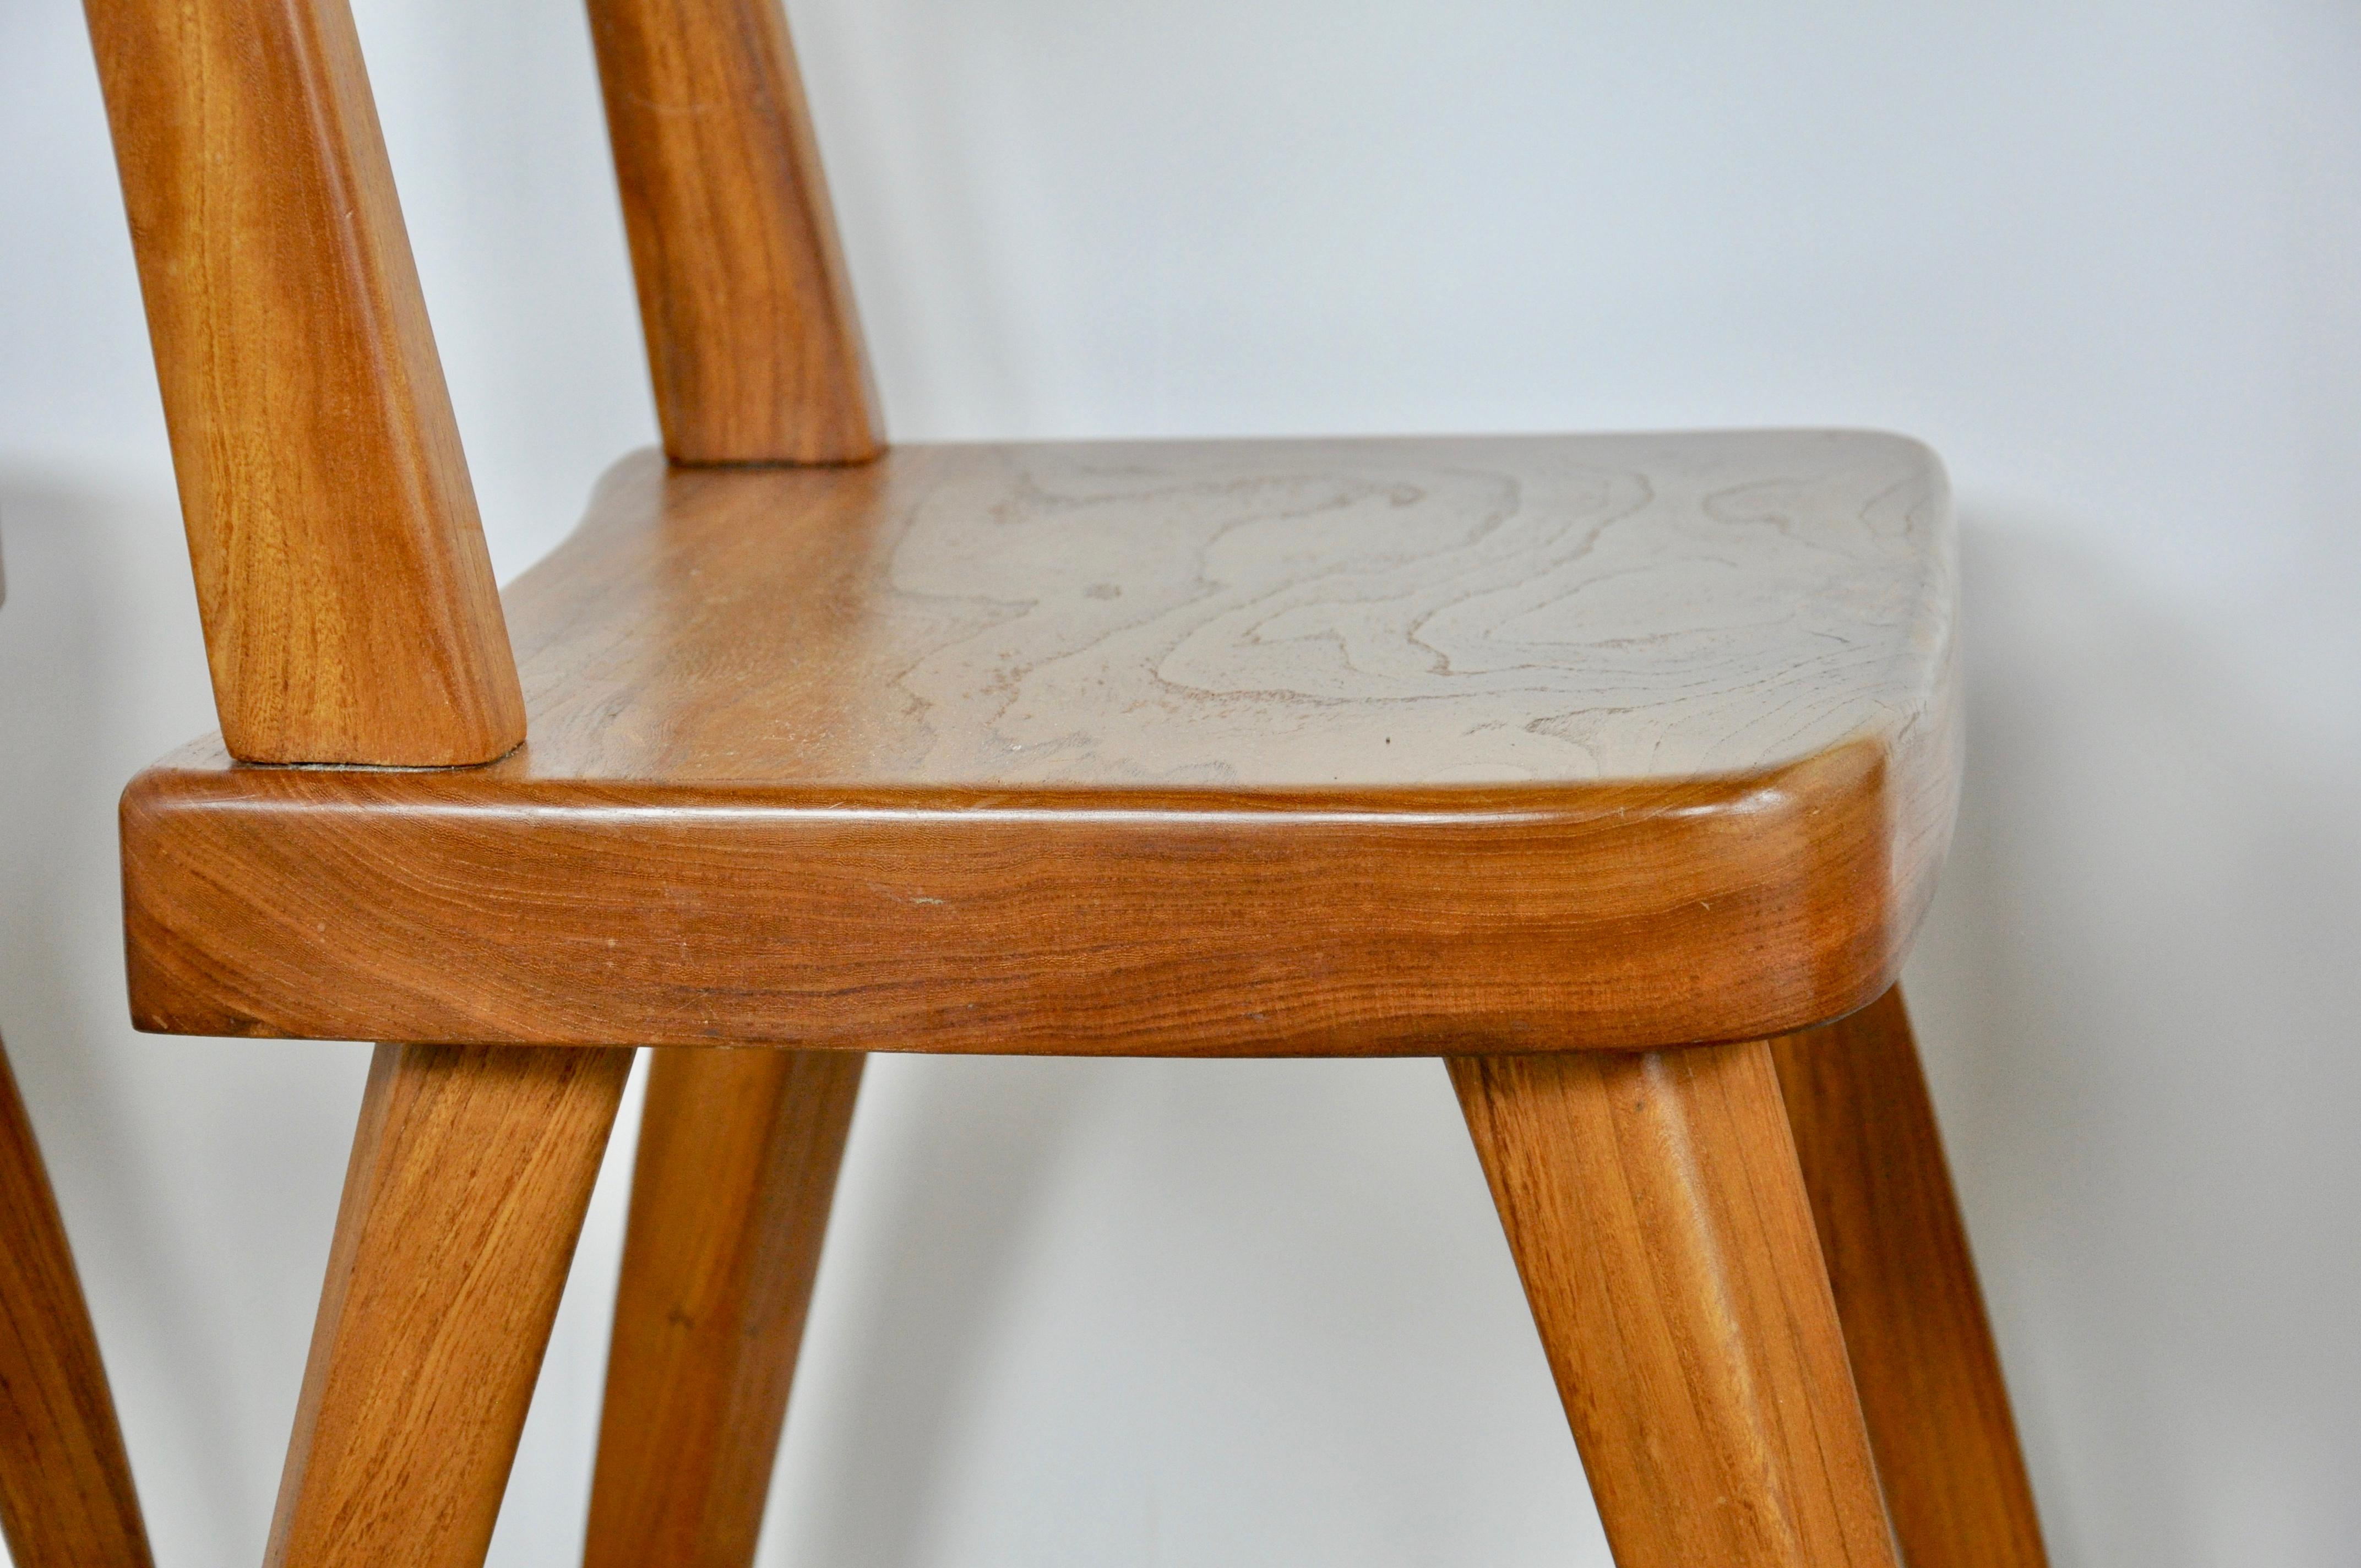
[588,0,884,464]
[86,0,526,766]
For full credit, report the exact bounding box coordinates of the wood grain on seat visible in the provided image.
[122,430,1959,1055]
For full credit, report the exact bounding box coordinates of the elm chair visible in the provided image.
[0,551,153,1568]
[86,2,2050,1566]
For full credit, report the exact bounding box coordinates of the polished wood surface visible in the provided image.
[85,0,524,765]
[519,434,1951,790]
[122,432,1959,1055]
[1451,1043,1897,1568]
[265,1044,630,1568]
[586,1050,863,1568]
[0,1043,153,1568]
[128,427,1960,791]
[79,4,2039,1560]
[1773,988,2049,1568]
[587,0,882,463]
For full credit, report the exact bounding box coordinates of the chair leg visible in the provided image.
[1450,1043,1898,1568]
[266,1042,633,1568]
[0,1042,153,1568]
[585,1049,863,1568]
[1770,987,2049,1568]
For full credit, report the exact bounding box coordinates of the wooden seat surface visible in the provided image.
[123,429,1959,1056]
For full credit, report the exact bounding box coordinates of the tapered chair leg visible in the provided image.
[1771,987,2049,1568]
[585,1049,863,1568]
[1450,1043,1898,1568]
[0,1042,153,1568]
[266,1043,633,1568]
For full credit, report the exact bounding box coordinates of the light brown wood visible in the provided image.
[1772,987,2050,1568]
[84,0,525,765]
[508,435,1957,792]
[73,6,2037,1561]
[585,1050,862,1568]
[587,0,883,464]
[0,1041,153,1568]
[1451,1043,1898,1568]
[266,1043,631,1568]
[120,432,1960,1055]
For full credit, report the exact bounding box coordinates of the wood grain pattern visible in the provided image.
[587,0,882,463]
[523,433,1954,791]
[586,1050,862,1568]
[1451,1044,1898,1568]
[0,1042,153,1568]
[121,433,1959,1055]
[1772,987,2050,1568]
[124,752,1909,1056]
[85,0,525,765]
[265,1044,630,1568]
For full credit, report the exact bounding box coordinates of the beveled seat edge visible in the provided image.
[118,714,1955,1054]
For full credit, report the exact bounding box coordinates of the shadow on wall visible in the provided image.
[0,470,372,1568]
[1908,509,2361,1568]
[767,1055,1102,1567]
[767,1052,1608,1567]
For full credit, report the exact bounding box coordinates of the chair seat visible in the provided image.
[122,431,1958,1055]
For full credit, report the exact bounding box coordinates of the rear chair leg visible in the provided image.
[585,1049,864,1568]
[1771,987,2049,1568]
[266,1043,633,1568]
[0,1042,153,1568]
[1450,1043,1898,1568]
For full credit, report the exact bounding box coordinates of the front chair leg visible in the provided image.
[266,1043,633,1568]
[1450,1043,1898,1568]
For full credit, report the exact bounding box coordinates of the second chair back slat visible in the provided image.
[588,0,884,465]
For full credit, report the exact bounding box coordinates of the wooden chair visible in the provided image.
[0,563,153,1567]
[84,1,2049,1565]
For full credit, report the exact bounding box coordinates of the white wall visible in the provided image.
[5,1,2358,1564]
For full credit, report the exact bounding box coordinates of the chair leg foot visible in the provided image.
[1450,1043,1897,1568]
[585,1048,863,1568]
[1771,986,2050,1568]
[266,1043,633,1568]
[0,1042,153,1568]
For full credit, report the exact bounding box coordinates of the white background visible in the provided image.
[5,2,2359,1564]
